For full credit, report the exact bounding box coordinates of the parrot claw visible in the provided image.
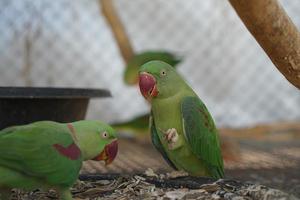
[165,128,178,141]
[162,128,179,149]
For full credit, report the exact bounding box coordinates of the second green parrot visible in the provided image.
[114,51,182,136]
[0,120,118,200]
[138,61,224,178]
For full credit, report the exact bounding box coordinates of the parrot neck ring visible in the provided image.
[67,123,79,143]
[92,139,118,165]
[139,72,159,100]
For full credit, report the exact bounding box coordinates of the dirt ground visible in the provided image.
[81,122,300,198]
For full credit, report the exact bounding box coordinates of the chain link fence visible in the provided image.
[0,0,299,127]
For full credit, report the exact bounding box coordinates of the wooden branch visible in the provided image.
[229,0,300,89]
[99,0,135,64]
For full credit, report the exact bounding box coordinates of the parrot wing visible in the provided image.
[181,96,224,179]
[150,113,177,170]
[0,123,83,187]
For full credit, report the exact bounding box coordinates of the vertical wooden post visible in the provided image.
[100,0,135,64]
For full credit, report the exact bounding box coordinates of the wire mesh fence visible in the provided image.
[0,0,299,127]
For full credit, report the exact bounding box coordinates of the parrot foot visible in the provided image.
[163,128,179,150]
[58,188,73,200]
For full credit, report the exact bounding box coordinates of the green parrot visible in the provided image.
[0,120,118,200]
[124,51,182,85]
[138,61,224,178]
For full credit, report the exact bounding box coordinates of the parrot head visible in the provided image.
[125,51,182,85]
[71,120,118,165]
[139,60,185,101]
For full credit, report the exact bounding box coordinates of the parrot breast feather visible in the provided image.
[0,124,83,187]
[150,113,177,170]
[181,96,224,179]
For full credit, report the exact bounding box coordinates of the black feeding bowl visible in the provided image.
[0,87,111,129]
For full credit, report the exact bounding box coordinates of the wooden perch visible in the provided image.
[229,0,300,89]
[100,0,135,64]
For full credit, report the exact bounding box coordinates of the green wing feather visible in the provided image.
[181,97,224,178]
[0,122,83,187]
[150,113,177,170]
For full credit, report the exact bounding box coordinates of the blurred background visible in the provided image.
[1,0,300,197]
[0,0,299,128]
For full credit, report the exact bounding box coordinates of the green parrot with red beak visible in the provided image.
[0,120,118,200]
[138,61,224,178]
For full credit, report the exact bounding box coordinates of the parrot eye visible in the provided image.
[160,69,167,77]
[101,131,109,139]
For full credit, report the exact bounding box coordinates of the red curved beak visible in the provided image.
[139,72,158,99]
[93,140,118,165]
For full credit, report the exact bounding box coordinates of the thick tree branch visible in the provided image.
[99,0,135,64]
[229,0,300,89]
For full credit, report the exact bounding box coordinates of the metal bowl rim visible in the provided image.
[0,87,111,99]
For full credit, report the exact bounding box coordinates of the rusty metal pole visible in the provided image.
[229,0,300,89]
